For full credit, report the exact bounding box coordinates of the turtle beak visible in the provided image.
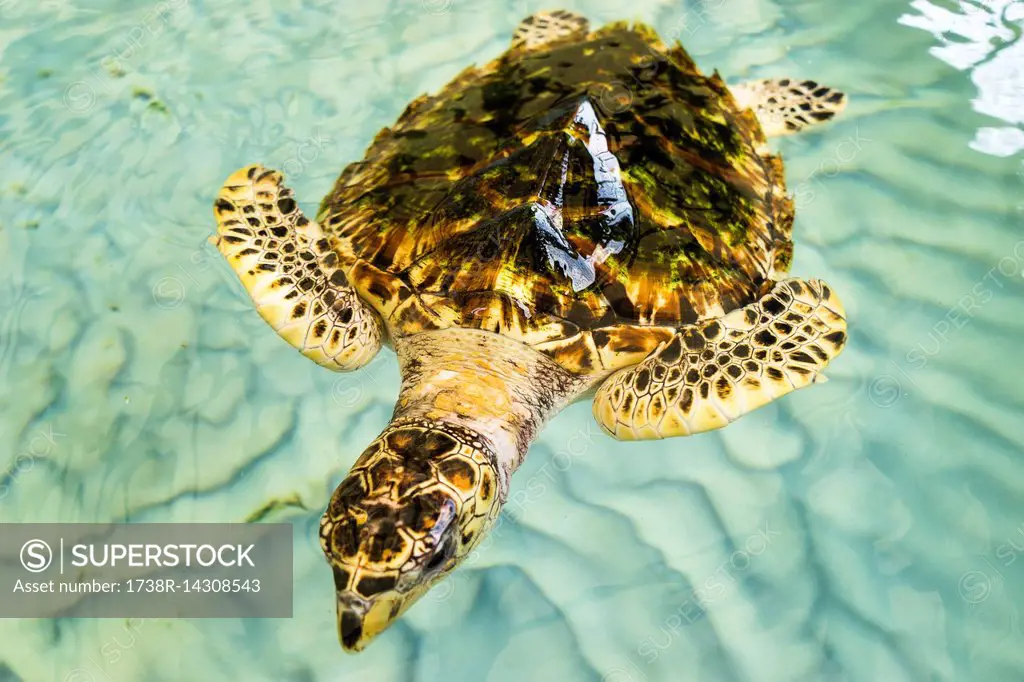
[339,610,365,651]
[335,590,408,652]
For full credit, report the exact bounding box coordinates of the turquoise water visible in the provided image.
[2,0,1023,680]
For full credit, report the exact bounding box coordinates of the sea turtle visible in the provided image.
[211,10,848,652]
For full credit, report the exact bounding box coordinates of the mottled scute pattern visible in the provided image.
[593,279,847,439]
[730,78,848,137]
[319,418,501,651]
[319,21,793,372]
[212,165,383,371]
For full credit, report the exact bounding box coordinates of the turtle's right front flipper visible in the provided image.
[211,165,383,371]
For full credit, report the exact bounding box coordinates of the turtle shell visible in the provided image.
[318,21,793,375]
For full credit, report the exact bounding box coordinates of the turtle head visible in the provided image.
[320,327,590,652]
[319,420,502,652]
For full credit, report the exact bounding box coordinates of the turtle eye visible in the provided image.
[419,497,457,575]
[426,498,457,540]
[424,535,455,574]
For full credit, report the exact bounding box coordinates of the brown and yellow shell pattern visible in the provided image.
[317,21,793,376]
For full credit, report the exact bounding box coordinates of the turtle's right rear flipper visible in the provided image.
[211,165,383,371]
[511,10,590,52]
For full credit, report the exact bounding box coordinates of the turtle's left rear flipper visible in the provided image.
[731,78,847,137]
[592,279,847,440]
[211,165,383,371]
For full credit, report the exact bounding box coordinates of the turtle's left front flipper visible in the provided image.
[211,165,384,371]
[592,279,847,440]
